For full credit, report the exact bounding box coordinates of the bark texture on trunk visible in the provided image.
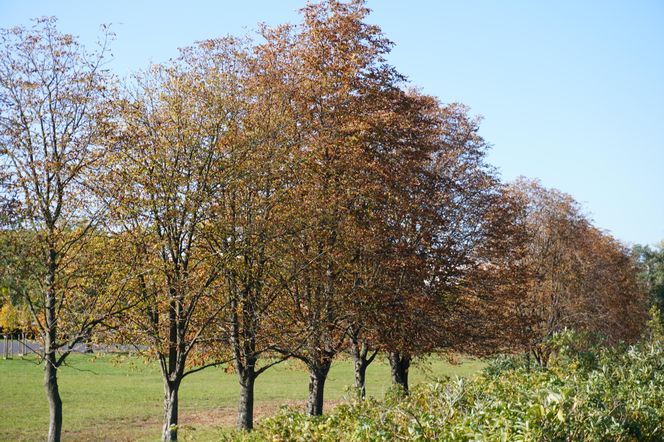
[388,351,411,394]
[353,357,368,399]
[44,355,62,442]
[162,381,180,441]
[307,361,331,416]
[45,246,62,442]
[350,340,377,399]
[237,366,256,430]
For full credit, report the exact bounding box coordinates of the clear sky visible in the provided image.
[1,0,662,246]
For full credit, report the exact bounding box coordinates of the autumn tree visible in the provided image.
[197,34,305,430]
[103,39,246,441]
[509,178,648,365]
[341,91,449,397]
[357,100,526,394]
[436,182,532,364]
[255,0,429,415]
[0,18,135,442]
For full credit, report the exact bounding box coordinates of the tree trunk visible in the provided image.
[44,354,62,442]
[45,246,62,442]
[307,361,331,416]
[388,351,410,394]
[353,356,368,399]
[162,381,180,441]
[237,366,256,430]
[351,342,376,399]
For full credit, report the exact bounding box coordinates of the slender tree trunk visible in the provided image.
[230,288,259,431]
[307,361,331,416]
[388,351,410,394]
[45,246,62,442]
[237,364,256,430]
[44,353,62,442]
[353,355,368,399]
[351,340,376,399]
[162,380,180,441]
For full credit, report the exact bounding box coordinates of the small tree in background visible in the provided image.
[509,178,648,365]
[634,241,664,316]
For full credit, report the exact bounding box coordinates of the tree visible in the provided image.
[372,102,523,393]
[633,241,664,314]
[257,0,426,415]
[0,301,21,332]
[339,87,464,398]
[0,18,132,442]
[340,91,441,396]
[198,34,304,430]
[103,38,250,441]
[509,178,648,365]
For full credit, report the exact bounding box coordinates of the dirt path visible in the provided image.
[60,400,342,441]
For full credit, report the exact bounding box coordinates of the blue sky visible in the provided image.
[1,0,662,246]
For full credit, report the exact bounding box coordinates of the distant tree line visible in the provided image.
[0,2,651,441]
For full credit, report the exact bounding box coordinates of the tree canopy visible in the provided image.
[0,3,651,441]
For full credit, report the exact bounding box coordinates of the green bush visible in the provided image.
[232,335,664,441]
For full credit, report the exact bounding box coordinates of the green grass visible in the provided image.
[0,353,484,441]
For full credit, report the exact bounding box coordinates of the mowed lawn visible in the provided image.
[0,353,484,441]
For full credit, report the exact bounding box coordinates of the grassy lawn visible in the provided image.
[0,353,484,441]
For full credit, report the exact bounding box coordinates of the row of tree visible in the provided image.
[0,2,649,441]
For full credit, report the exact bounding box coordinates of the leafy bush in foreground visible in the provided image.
[232,336,664,441]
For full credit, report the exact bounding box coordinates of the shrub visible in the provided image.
[231,336,664,441]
